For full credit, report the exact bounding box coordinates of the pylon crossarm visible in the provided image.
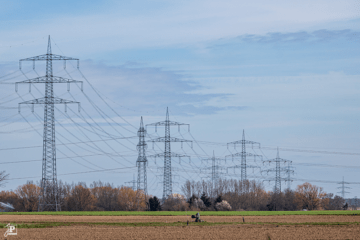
[19,97,80,113]
[264,167,288,172]
[136,142,147,151]
[149,153,189,158]
[229,164,260,169]
[263,158,290,163]
[19,97,79,105]
[15,76,83,92]
[171,153,189,158]
[20,54,78,61]
[19,54,79,70]
[146,120,189,126]
[228,140,260,147]
[136,156,147,162]
[148,137,192,143]
[226,152,262,158]
[15,76,82,84]
[278,158,291,163]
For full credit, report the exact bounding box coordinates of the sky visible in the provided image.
[0,0,359,198]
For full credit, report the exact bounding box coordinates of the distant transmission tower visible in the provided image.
[226,130,262,182]
[263,148,292,194]
[337,176,350,198]
[354,196,359,209]
[125,174,137,190]
[16,36,81,211]
[146,107,192,200]
[202,151,226,186]
[286,161,295,190]
[136,117,148,195]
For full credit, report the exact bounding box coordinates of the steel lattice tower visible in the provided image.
[202,151,226,187]
[286,161,295,190]
[146,107,192,200]
[125,174,137,190]
[226,130,262,182]
[337,176,351,198]
[136,117,148,195]
[16,36,81,211]
[263,148,292,194]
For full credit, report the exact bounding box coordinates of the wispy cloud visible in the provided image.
[238,29,360,43]
[1,0,358,60]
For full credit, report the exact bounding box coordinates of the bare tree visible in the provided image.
[15,181,41,212]
[0,171,9,187]
[294,182,326,210]
[91,181,119,211]
[67,183,96,211]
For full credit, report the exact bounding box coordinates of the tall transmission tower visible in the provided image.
[337,176,350,198]
[136,117,148,195]
[226,130,262,182]
[263,148,292,194]
[146,107,192,200]
[16,36,81,211]
[202,151,226,187]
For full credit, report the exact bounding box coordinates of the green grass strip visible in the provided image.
[0,210,360,216]
[0,221,358,229]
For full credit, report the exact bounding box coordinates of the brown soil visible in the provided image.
[1,215,360,223]
[4,224,360,240]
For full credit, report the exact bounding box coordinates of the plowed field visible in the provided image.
[1,214,359,239]
[3,224,360,240]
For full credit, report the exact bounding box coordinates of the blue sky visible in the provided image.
[0,0,359,198]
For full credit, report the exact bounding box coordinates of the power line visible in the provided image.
[0,136,137,151]
[7,166,137,181]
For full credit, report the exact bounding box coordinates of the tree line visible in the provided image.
[0,179,353,212]
[181,179,350,211]
[0,181,146,211]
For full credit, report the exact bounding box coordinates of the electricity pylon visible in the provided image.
[202,151,227,187]
[262,148,292,194]
[146,107,192,200]
[337,176,350,198]
[286,161,295,190]
[136,117,147,195]
[226,130,262,182]
[16,36,82,211]
[125,174,137,190]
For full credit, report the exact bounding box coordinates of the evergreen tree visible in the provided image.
[149,196,161,211]
[200,192,211,208]
[215,195,223,204]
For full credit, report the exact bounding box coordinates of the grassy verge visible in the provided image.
[0,221,358,229]
[0,210,359,216]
